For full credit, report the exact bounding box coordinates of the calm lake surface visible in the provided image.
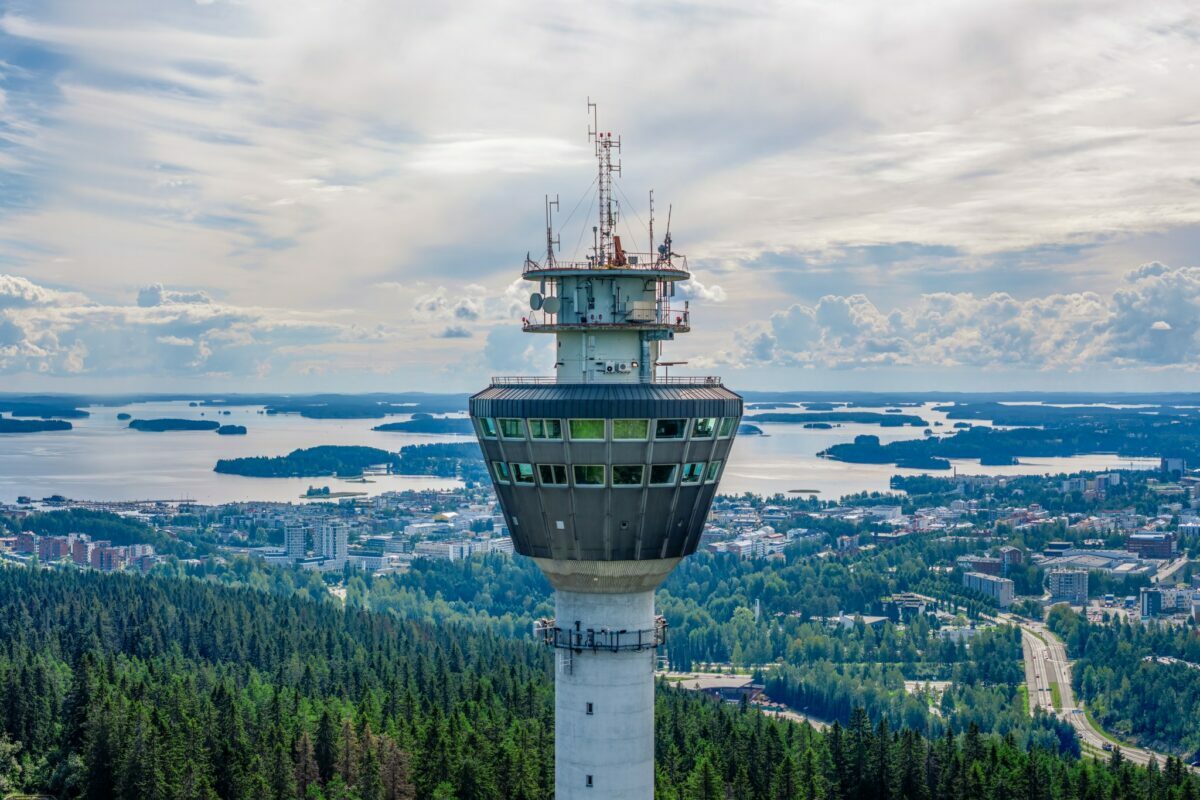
[0,400,1158,504]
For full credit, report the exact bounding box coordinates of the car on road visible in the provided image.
[1102,743,1114,752]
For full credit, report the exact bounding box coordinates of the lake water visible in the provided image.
[0,400,1159,504]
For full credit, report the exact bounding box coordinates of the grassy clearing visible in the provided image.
[1050,682,1062,710]
[1018,684,1030,716]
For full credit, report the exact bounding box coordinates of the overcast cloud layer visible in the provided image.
[1,1,1199,392]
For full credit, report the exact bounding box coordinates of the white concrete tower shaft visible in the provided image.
[552,588,657,799]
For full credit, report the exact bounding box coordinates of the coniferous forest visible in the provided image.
[0,566,1197,799]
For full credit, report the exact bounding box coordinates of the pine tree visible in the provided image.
[295,731,321,797]
[315,709,339,785]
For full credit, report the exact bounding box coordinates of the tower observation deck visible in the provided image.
[470,102,742,800]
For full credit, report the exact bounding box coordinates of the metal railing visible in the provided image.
[489,375,723,386]
[534,616,667,652]
[523,253,689,277]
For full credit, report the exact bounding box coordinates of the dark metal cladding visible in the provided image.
[470,382,743,562]
[470,382,741,419]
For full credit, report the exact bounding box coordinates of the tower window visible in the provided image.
[573,465,606,486]
[538,464,569,486]
[612,465,644,486]
[586,775,593,788]
[649,464,678,486]
[492,461,511,484]
[569,419,606,440]
[718,417,737,438]
[586,702,594,715]
[510,463,536,485]
[478,418,498,438]
[499,418,527,439]
[654,419,686,439]
[680,462,704,484]
[692,418,717,438]
[613,419,649,440]
[705,460,723,482]
[529,418,563,439]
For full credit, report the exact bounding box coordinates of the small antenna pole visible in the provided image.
[648,189,655,258]
[545,194,560,266]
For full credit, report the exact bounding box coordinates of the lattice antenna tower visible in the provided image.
[587,98,621,265]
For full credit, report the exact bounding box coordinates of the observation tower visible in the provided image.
[469,102,742,800]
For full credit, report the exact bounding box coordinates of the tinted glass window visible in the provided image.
[613,419,649,440]
[692,418,717,438]
[573,465,605,486]
[649,464,677,485]
[530,419,563,439]
[655,419,686,439]
[681,462,704,483]
[718,417,736,437]
[705,460,722,482]
[492,461,510,483]
[569,419,605,440]
[479,418,497,438]
[511,463,536,484]
[538,464,568,485]
[499,418,526,439]
[612,465,644,486]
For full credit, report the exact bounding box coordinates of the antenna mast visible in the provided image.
[544,194,560,267]
[588,97,621,266]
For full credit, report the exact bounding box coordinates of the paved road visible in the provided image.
[1011,616,1170,766]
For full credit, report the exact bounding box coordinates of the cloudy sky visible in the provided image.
[2,0,1199,393]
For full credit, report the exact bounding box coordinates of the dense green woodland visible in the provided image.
[1049,606,1200,758]
[0,566,1195,800]
[214,444,487,482]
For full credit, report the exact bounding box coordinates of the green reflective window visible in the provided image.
[492,461,510,483]
[613,419,649,440]
[479,418,497,438]
[511,463,536,484]
[655,419,686,439]
[718,417,736,437]
[530,419,563,440]
[612,465,644,486]
[499,418,526,439]
[705,460,723,482]
[681,462,704,484]
[649,464,678,486]
[573,465,605,486]
[538,464,568,485]
[569,419,606,440]
[692,418,717,438]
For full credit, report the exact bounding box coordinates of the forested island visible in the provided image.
[737,423,764,436]
[748,411,928,426]
[823,411,1200,467]
[373,416,474,434]
[0,400,89,419]
[215,424,247,435]
[0,418,72,433]
[128,418,221,432]
[214,442,488,482]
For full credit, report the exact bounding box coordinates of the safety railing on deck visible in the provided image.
[534,616,668,652]
[489,375,723,386]
[523,253,689,277]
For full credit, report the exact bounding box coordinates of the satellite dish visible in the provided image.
[543,296,561,314]
[530,293,544,311]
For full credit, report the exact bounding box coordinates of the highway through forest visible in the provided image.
[1009,614,1174,767]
